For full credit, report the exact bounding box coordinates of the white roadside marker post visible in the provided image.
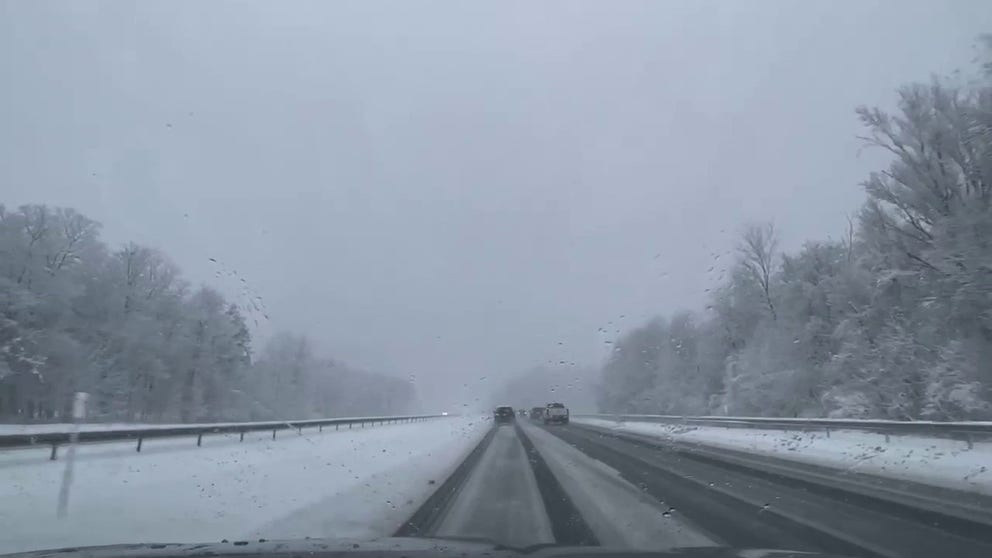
[57,392,89,518]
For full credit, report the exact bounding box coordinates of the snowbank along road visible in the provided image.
[0,416,486,554]
[5,416,992,558]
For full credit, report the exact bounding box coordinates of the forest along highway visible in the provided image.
[397,419,992,558]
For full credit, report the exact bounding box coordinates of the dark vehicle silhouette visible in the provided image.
[529,406,545,420]
[493,406,515,425]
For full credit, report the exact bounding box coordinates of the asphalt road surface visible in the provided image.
[398,419,992,558]
[434,424,554,547]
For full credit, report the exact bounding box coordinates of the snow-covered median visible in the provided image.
[573,417,992,496]
[0,416,487,554]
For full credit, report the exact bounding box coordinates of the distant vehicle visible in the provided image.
[543,402,569,425]
[493,405,515,425]
[530,406,545,420]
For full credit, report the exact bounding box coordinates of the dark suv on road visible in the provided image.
[493,406,515,424]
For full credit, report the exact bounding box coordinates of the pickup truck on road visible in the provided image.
[542,402,569,425]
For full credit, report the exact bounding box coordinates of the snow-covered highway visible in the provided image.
[399,420,992,558]
[5,416,992,558]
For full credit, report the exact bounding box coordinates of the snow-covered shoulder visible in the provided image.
[0,416,488,554]
[573,417,992,496]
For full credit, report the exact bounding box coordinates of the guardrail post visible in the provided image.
[239,431,244,442]
[50,444,58,460]
[319,424,323,432]
[336,424,339,431]
[965,433,974,450]
[297,426,302,434]
[884,433,890,444]
[136,437,143,452]
[197,433,203,447]
[272,429,277,440]
[825,427,830,438]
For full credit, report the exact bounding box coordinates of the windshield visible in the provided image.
[3,1,992,557]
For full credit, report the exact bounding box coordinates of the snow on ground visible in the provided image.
[574,417,992,496]
[0,416,437,436]
[519,422,714,549]
[0,423,172,435]
[0,416,487,554]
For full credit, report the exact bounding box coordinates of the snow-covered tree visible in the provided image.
[596,47,992,420]
[0,204,418,423]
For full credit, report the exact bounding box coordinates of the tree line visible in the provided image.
[597,44,992,421]
[0,206,414,423]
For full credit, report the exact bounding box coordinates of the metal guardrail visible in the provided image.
[0,414,444,459]
[576,414,992,448]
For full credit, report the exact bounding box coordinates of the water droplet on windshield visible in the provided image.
[662,507,675,518]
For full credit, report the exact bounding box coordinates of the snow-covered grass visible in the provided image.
[0,422,182,435]
[0,416,438,436]
[0,416,487,554]
[574,417,992,496]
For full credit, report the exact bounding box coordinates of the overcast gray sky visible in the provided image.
[3,1,991,410]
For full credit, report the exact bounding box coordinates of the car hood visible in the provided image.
[0,537,847,558]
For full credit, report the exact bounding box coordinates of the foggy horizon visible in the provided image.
[4,0,991,411]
